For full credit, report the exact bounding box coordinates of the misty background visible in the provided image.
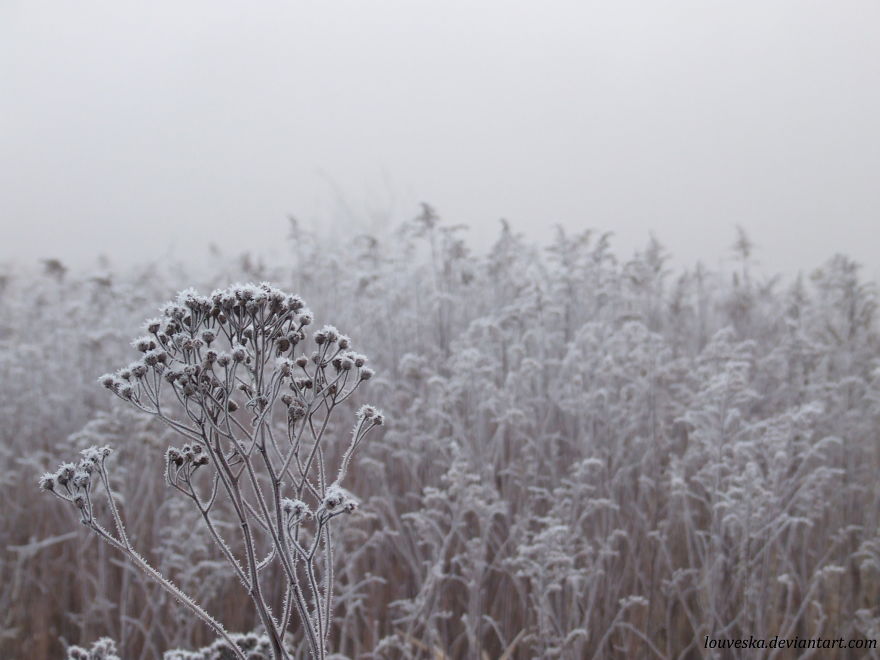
[2,1,878,276]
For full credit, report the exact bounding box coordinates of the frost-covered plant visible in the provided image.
[41,283,384,660]
[65,637,121,660]
[164,631,285,660]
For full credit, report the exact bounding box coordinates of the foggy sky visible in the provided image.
[2,1,878,278]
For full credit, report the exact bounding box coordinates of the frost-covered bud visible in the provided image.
[323,487,344,511]
[294,377,313,390]
[242,327,254,340]
[131,363,148,379]
[217,352,231,367]
[339,355,354,371]
[144,350,159,367]
[39,473,56,491]
[287,295,305,312]
[276,358,292,376]
[73,494,86,509]
[298,311,313,326]
[80,446,104,466]
[351,353,367,368]
[193,454,209,467]
[163,303,186,320]
[281,498,309,518]
[78,447,110,471]
[231,345,247,363]
[99,374,116,389]
[374,412,385,426]
[268,288,285,308]
[164,368,182,384]
[117,368,132,381]
[72,471,90,489]
[314,330,327,345]
[281,393,293,406]
[288,401,306,421]
[191,293,209,311]
[359,367,374,381]
[118,384,133,400]
[358,405,377,420]
[204,349,218,364]
[201,330,215,345]
[183,383,196,397]
[182,444,193,460]
[322,325,339,343]
[179,288,199,309]
[322,484,356,514]
[133,336,156,353]
[56,463,76,486]
[276,337,291,352]
[191,338,204,350]
[295,355,309,368]
[146,318,162,334]
[227,400,238,412]
[338,335,351,349]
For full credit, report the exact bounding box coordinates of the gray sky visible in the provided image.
[2,1,878,277]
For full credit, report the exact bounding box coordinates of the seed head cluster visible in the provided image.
[95,283,379,425]
[40,445,112,524]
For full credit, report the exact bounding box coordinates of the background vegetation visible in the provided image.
[2,209,879,659]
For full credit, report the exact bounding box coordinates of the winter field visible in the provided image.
[2,212,879,659]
